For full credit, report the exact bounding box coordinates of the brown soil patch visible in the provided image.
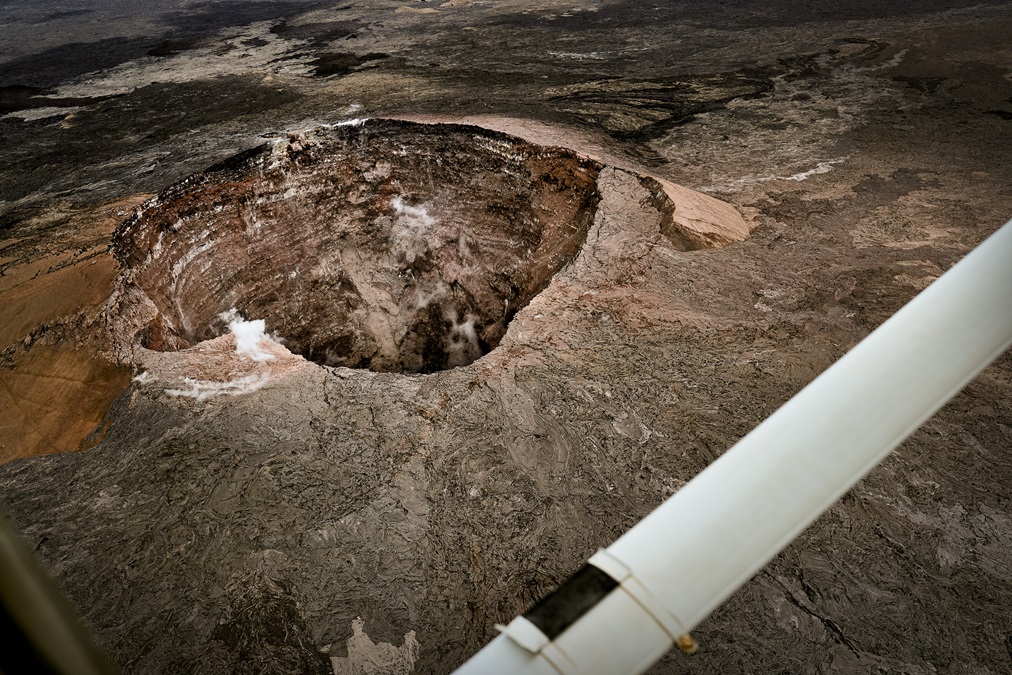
[0,250,118,347]
[0,345,133,463]
[0,196,146,463]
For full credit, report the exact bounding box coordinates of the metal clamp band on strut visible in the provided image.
[498,561,622,674]
[495,616,577,675]
[496,549,697,675]
[589,549,696,652]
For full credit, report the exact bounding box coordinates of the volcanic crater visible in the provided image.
[113,120,604,373]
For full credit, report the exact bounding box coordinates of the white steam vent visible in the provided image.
[390,196,437,264]
[220,308,275,362]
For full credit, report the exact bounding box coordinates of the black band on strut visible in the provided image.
[523,563,619,640]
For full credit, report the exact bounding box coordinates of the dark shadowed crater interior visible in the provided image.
[113,120,602,373]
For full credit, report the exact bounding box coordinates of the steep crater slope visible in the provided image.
[113,120,603,373]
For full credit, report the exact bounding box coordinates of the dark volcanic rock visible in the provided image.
[309,52,388,78]
[1,2,1011,675]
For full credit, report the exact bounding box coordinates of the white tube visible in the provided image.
[454,219,1012,675]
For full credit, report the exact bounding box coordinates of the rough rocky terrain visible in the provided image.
[1,1,1011,674]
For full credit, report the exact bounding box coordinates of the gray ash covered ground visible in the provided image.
[1,1,1011,673]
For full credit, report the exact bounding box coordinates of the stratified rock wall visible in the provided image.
[113,121,604,373]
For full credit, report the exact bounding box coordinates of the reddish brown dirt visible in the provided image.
[0,344,132,462]
[0,197,145,463]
